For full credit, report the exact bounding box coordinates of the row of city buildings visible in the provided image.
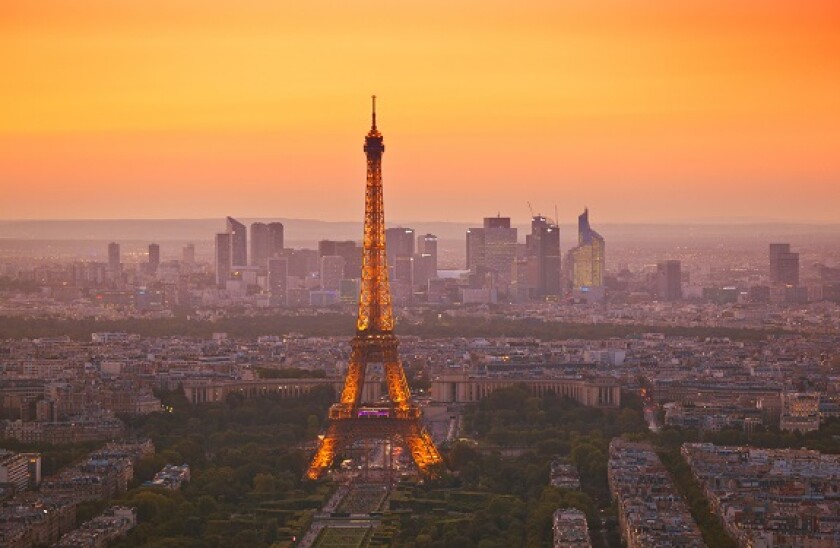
[4,324,840,428]
[682,443,840,547]
[548,457,592,548]
[608,440,705,547]
[0,440,153,547]
[5,327,840,444]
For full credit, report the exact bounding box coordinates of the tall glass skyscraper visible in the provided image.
[567,208,605,289]
[226,216,247,267]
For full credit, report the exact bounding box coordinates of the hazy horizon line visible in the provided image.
[2,216,839,226]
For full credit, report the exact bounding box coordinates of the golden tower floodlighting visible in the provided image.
[306,97,443,480]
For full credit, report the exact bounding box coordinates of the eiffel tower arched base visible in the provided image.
[306,409,443,480]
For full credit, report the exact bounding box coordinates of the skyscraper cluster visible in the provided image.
[214,217,285,289]
[464,208,606,303]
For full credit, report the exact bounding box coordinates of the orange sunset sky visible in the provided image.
[1,0,838,223]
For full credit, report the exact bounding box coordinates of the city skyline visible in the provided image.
[2,1,839,223]
[3,4,840,546]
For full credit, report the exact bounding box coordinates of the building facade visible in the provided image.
[430,373,620,407]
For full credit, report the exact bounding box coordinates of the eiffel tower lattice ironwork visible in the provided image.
[306,97,443,480]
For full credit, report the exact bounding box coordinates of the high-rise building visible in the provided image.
[268,257,288,306]
[214,233,232,288]
[657,260,682,301]
[287,248,319,277]
[512,257,539,301]
[339,278,360,305]
[413,253,435,289]
[319,240,361,279]
[250,222,269,268]
[417,233,438,273]
[148,243,160,274]
[267,222,284,258]
[394,255,414,285]
[769,243,800,285]
[466,228,485,271]
[320,255,345,291]
[466,216,518,287]
[226,216,247,267]
[385,227,415,268]
[527,216,561,297]
[567,208,605,289]
[107,242,121,274]
[182,243,195,265]
[249,221,284,271]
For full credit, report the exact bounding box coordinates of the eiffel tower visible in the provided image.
[306,97,443,480]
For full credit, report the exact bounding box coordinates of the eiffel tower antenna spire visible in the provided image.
[371,94,377,129]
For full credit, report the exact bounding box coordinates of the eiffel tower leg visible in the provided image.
[384,360,411,411]
[339,343,366,406]
[405,422,444,477]
[306,423,340,480]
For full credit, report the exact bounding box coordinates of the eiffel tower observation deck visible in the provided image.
[306,97,443,480]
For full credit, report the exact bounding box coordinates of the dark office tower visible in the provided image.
[320,255,345,291]
[248,221,284,269]
[182,243,195,264]
[267,222,284,258]
[215,233,232,288]
[394,256,414,285]
[148,243,160,275]
[268,257,288,306]
[413,253,435,288]
[567,208,605,289]
[657,260,682,301]
[526,216,545,256]
[319,240,349,258]
[769,243,789,282]
[769,243,800,285]
[417,233,438,273]
[287,248,319,278]
[385,227,415,267]
[107,242,121,273]
[527,216,561,297]
[466,227,485,270]
[250,222,269,268]
[226,216,247,267]
[319,240,361,279]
